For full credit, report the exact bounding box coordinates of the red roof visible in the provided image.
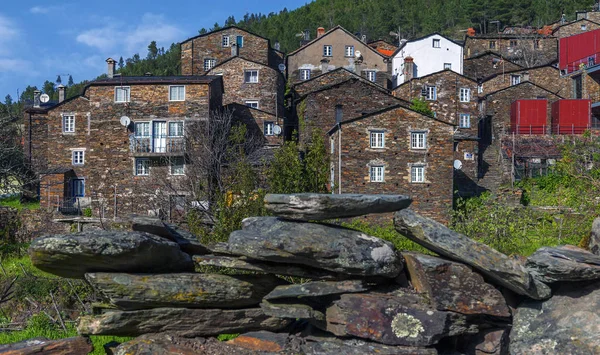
[377,48,394,57]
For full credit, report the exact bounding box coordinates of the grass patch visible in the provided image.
[217,333,239,341]
[0,195,39,211]
[342,220,434,255]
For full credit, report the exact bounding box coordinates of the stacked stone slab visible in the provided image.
[25,194,600,354]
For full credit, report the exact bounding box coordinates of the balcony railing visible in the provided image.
[130,136,185,155]
[510,124,600,135]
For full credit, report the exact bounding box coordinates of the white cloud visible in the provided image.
[30,6,49,14]
[0,58,32,73]
[0,15,18,42]
[76,13,184,56]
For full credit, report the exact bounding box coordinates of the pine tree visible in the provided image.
[68,75,74,86]
[56,75,62,84]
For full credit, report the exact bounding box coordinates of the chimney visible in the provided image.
[231,43,238,56]
[274,41,280,51]
[303,29,311,41]
[106,57,116,78]
[317,27,326,38]
[33,90,41,108]
[467,28,476,37]
[523,71,530,81]
[404,56,414,81]
[57,85,66,103]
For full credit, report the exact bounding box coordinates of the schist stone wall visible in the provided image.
[226,103,284,147]
[330,106,454,224]
[181,27,273,76]
[481,66,570,97]
[463,53,523,81]
[464,36,558,67]
[208,56,285,117]
[297,78,406,149]
[553,19,600,38]
[27,79,222,217]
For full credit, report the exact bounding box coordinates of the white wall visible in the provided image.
[392,34,463,87]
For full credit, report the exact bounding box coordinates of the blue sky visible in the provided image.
[0,0,308,101]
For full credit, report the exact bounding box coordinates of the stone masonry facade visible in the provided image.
[480,65,570,97]
[553,19,600,38]
[463,52,523,81]
[464,35,558,67]
[208,56,285,117]
[329,105,454,224]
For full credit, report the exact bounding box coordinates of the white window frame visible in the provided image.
[168,121,184,137]
[365,70,377,82]
[244,70,259,83]
[264,121,274,136]
[444,63,452,70]
[245,100,259,109]
[63,115,75,133]
[204,58,216,71]
[135,158,150,176]
[170,157,185,176]
[323,45,332,57]
[236,35,244,48]
[489,40,497,49]
[169,85,185,101]
[370,165,385,182]
[511,75,521,86]
[460,88,471,102]
[411,166,425,183]
[300,69,311,81]
[72,150,85,165]
[477,84,483,94]
[222,35,230,47]
[72,178,85,197]
[345,45,355,57]
[369,131,385,148]
[459,114,471,128]
[426,86,437,100]
[433,39,441,48]
[114,86,130,103]
[410,131,427,150]
[134,121,151,137]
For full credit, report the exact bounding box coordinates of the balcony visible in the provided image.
[130,136,185,156]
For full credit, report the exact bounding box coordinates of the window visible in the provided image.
[264,121,274,136]
[170,157,185,175]
[204,58,216,71]
[244,70,259,83]
[411,132,427,149]
[582,24,587,31]
[459,114,471,128]
[370,131,385,148]
[245,100,259,109]
[134,122,150,137]
[345,45,355,57]
[72,150,85,165]
[300,69,311,81]
[169,85,185,101]
[168,121,184,137]
[114,86,130,103]
[510,40,518,47]
[573,75,583,99]
[411,166,425,183]
[135,158,149,176]
[236,35,244,48]
[222,35,230,47]
[365,70,377,82]
[370,166,384,182]
[72,179,85,197]
[433,39,441,48]
[426,86,437,100]
[511,75,521,85]
[335,105,343,123]
[489,41,496,49]
[589,56,596,67]
[460,88,471,102]
[444,63,452,70]
[63,115,75,133]
[534,40,540,49]
[477,84,483,94]
[323,45,332,56]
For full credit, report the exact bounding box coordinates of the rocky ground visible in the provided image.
[5,193,600,354]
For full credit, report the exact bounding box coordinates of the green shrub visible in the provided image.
[82,208,93,217]
[342,220,434,254]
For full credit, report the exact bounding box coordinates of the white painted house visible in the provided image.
[392,33,463,87]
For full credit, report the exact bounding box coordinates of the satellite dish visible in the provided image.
[355,50,362,58]
[278,63,286,72]
[273,125,282,135]
[120,116,131,127]
[40,94,50,103]
[453,160,463,170]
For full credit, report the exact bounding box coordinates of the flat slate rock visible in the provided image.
[116,334,265,355]
[77,307,291,337]
[85,272,283,310]
[510,280,600,354]
[0,337,93,355]
[264,280,369,300]
[464,328,508,355]
[29,230,193,278]
[228,217,401,278]
[264,193,412,221]
[130,215,211,255]
[325,293,478,346]
[526,244,600,283]
[403,253,510,318]
[394,210,551,300]
[260,300,325,321]
[193,255,339,280]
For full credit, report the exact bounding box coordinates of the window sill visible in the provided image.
[62,132,76,135]
[114,101,130,104]
[370,180,385,183]
[169,99,186,102]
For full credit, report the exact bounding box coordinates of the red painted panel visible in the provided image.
[551,99,592,134]
[510,99,548,134]
[560,29,600,73]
